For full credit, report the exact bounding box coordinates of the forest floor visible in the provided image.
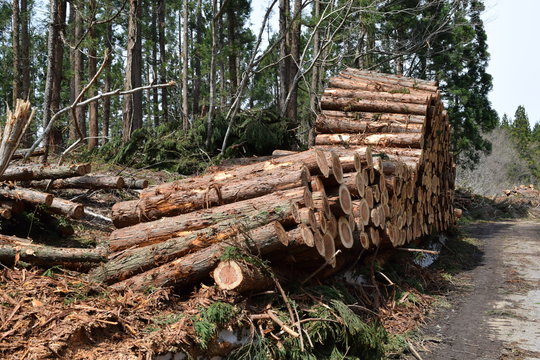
[407,220,540,360]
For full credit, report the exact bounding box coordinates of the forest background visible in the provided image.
[0,0,538,193]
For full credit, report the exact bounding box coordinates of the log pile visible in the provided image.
[93,68,456,292]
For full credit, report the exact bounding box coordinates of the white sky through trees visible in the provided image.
[483,0,540,125]
[251,0,540,125]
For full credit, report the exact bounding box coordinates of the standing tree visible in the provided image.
[511,105,530,156]
[122,0,143,141]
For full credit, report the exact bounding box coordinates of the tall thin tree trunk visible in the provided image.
[102,16,112,143]
[69,3,85,142]
[151,1,159,127]
[87,0,98,150]
[181,0,189,130]
[309,0,320,112]
[226,0,237,99]
[206,0,218,148]
[42,0,65,161]
[286,0,301,121]
[12,0,20,108]
[192,0,202,115]
[278,0,290,117]
[20,0,31,146]
[158,0,168,123]
[123,0,143,141]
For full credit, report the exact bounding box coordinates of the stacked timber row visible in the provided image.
[94,68,455,292]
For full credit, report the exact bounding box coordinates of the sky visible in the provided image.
[251,0,540,126]
[482,0,540,125]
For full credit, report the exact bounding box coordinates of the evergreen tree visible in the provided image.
[511,105,530,155]
[500,113,511,129]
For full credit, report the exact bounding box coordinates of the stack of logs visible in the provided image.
[89,68,456,292]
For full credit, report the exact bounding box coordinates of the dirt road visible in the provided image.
[421,221,540,360]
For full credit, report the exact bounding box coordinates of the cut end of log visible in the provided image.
[337,217,354,249]
[315,149,330,177]
[338,184,352,216]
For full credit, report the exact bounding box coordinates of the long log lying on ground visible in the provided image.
[0,185,53,206]
[28,175,124,190]
[323,88,431,104]
[91,188,305,283]
[111,166,310,228]
[0,234,106,267]
[10,148,45,159]
[48,197,85,219]
[0,163,91,181]
[111,223,303,291]
[109,187,311,251]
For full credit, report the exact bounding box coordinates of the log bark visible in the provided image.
[110,222,299,291]
[123,178,149,189]
[315,116,423,134]
[320,110,425,124]
[109,188,306,251]
[320,96,428,115]
[0,234,106,267]
[48,197,84,219]
[213,260,273,293]
[91,188,305,284]
[315,133,422,148]
[112,165,310,228]
[1,163,90,181]
[10,148,46,159]
[0,185,53,206]
[323,88,431,105]
[28,175,124,190]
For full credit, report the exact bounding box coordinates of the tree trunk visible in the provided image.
[226,0,237,97]
[42,0,63,160]
[320,96,428,115]
[278,0,290,117]
[102,19,112,143]
[181,0,189,130]
[0,185,53,207]
[193,0,202,115]
[206,0,218,147]
[28,175,125,190]
[213,260,273,293]
[122,0,143,141]
[0,235,106,268]
[87,0,98,150]
[12,0,20,108]
[110,222,295,291]
[1,163,90,181]
[69,2,85,142]
[286,0,301,121]
[91,188,303,284]
[151,0,160,127]
[158,0,168,123]
[309,0,320,112]
[315,116,423,134]
[109,186,308,250]
[48,197,85,219]
[19,0,31,146]
[315,133,423,148]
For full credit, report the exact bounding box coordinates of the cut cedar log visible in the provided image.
[0,185,53,207]
[110,223,302,291]
[323,88,431,104]
[327,76,434,96]
[315,116,423,134]
[91,188,305,284]
[141,149,322,198]
[109,188,307,251]
[111,166,310,228]
[48,197,85,219]
[0,163,91,181]
[320,110,425,124]
[213,260,273,293]
[28,175,124,190]
[320,96,428,115]
[0,234,106,267]
[315,133,422,148]
[124,178,149,189]
[344,68,438,87]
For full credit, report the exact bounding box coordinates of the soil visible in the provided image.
[417,221,540,360]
